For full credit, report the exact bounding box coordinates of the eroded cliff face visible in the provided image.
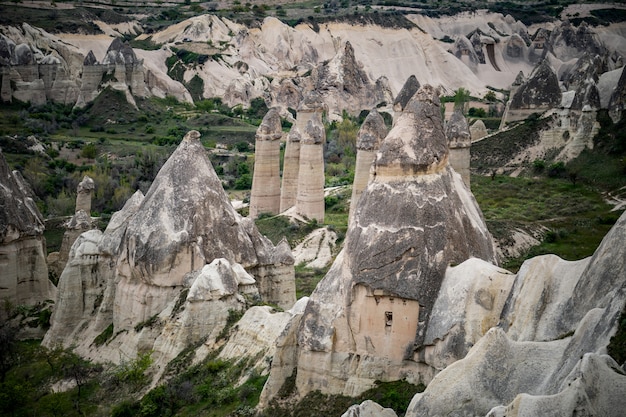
[43,130,295,376]
[261,85,498,402]
[0,151,55,309]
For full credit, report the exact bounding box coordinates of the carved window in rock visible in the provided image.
[385,311,393,327]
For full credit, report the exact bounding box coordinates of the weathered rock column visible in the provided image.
[446,109,471,187]
[279,126,301,213]
[76,175,95,213]
[249,108,283,219]
[49,175,96,278]
[295,93,326,223]
[349,109,388,221]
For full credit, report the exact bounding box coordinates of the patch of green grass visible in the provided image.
[472,174,621,270]
[264,378,425,417]
[295,264,329,299]
[93,323,114,347]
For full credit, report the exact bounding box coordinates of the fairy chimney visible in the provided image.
[279,126,302,213]
[349,109,388,220]
[295,92,326,223]
[446,109,471,187]
[249,108,283,219]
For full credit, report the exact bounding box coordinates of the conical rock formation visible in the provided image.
[262,85,497,401]
[44,131,295,375]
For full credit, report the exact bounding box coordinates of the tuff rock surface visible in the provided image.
[261,85,497,402]
[405,209,626,417]
[510,59,561,111]
[0,151,55,308]
[43,130,295,377]
[249,108,283,218]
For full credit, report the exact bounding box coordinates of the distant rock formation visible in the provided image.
[312,41,392,117]
[75,175,95,214]
[294,92,326,222]
[261,85,497,402]
[510,60,561,110]
[470,118,488,141]
[249,108,283,219]
[349,109,388,220]
[44,130,295,376]
[452,36,481,69]
[504,60,562,124]
[0,151,55,309]
[505,33,528,60]
[445,109,471,187]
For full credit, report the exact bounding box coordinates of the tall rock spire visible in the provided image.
[446,109,471,187]
[295,92,326,223]
[349,109,388,221]
[249,108,283,219]
[279,125,302,213]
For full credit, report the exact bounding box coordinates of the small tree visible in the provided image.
[484,91,497,102]
[454,87,470,113]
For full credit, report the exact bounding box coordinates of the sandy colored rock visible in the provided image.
[342,400,398,417]
[295,92,326,223]
[75,175,95,213]
[263,85,497,402]
[44,130,295,376]
[393,75,420,113]
[249,108,283,219]
[279,126,301,213]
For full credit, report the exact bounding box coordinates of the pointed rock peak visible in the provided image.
[287,125,302,143]
[513,70,525,85]
[393,75,421,112]
[446,109,471,149]
[342,41,356,61]
[104,37,137,64]
[274,237,295,265]
[182,129,201,143]
[511,60,560,109]
[356,109,388,151]
[83,50,97,66]
[256,108,282,140]
[297,91,325,113]
[107,37,124,53]
[375,84,448,177]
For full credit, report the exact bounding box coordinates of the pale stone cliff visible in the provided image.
[445,109,471,187]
